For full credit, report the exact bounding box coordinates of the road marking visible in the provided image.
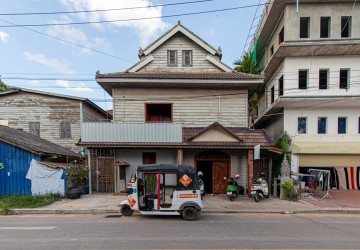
[0,226,57,230]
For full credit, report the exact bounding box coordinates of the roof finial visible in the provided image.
[178,20,181,25]
[218,46,222,53]
[139,47,143,54]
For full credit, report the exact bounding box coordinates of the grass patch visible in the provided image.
[0,194,64,215]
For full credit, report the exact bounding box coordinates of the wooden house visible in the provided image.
[79,22,277,195]
[0,87,111,152]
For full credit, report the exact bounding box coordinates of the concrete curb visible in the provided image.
[11,208,360,215]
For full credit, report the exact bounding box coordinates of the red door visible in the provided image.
[212,161,228,194]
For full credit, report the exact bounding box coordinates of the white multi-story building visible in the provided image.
[251,0,360,190]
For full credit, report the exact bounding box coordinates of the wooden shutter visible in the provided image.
[60,122,71,138]
[29,122,40,137]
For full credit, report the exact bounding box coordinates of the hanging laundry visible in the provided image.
[335,167,360,190]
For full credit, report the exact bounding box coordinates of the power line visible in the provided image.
[0,3,268,28]
[0,17,133,63]
[0,0,216,16]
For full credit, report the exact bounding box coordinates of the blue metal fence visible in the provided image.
[0,141,41,195]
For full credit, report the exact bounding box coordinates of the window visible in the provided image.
[298,70,308,89]
[60,122,71,139]
[298,117,307,134]
[182,50,192,67]
[340,69,349,89]
[341,16,351,38]
[338,117,347,134]
[318,117,327,134]
[271,86,275,104]
[278,75,284,96]
[29,122,40,137]
[167,50,177,66]
[145,103,172,122]
[270,45,274,56]
[279,27,284,44]
[143,152,156,164]
[319,69,328,89]
[300,17,310,38]
[320,17,331,38]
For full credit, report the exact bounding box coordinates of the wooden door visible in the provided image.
[212,161,228,194]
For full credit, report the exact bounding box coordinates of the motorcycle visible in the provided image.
[197,171,205,197]
[251,172,269,202]
[224,175,240,201]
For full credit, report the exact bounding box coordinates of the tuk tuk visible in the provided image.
[119,164,203,221]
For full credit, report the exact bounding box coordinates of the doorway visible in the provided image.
[195,151,230,194]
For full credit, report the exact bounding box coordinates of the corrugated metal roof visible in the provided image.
[78,123,273,149]
[0,125,79,157]
[81,122,183,143]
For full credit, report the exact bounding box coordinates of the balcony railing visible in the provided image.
[80,122,183,143]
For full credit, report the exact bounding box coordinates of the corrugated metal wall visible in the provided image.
[0,141,41,195]
[81,122,183,143]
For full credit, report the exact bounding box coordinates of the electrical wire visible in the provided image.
[0,0,216,16]
[0,3,269,28]
[0,17,133,63]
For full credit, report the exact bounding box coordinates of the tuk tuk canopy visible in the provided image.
[137,164,199,191]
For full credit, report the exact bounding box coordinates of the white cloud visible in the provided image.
[59,0,170,46]
[24,51,76,74]
[0,31,9,43]
[56,80,93,92]
[47,16,113,54]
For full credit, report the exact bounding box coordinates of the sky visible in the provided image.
[0,0,264,110]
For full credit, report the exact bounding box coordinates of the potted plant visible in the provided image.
[280,181,299,202]
[65,161,88,199]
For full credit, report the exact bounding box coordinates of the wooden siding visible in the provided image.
[113,88,247,127]
[0,92,81,151]
[82,102,110,122]
[138,33,224,73]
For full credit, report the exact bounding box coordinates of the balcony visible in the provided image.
[80,122,183,143]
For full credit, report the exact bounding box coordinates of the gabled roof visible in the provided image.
[0,125,79,157]
[0,87,111,119]
[138,21,222,58]
[185,122,243,142]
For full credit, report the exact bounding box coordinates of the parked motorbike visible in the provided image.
[251,172,269,202]
[224,175,240,201]
[198,171,205,197]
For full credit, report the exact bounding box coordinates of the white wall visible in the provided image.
[283,56,360,97]
[284,108,360,142]
[115,149,178,184]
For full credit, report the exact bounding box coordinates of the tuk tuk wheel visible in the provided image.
[121,205,134,216]
[182,207,198,221]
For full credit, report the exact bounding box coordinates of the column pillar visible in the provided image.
[177,149,183,165]
[87,149,92,195]
[247,149,253,198]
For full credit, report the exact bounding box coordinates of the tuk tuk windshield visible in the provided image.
[130,170,137,183]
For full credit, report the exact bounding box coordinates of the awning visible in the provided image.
[292,142,360,154]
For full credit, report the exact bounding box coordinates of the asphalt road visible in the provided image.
[0,213,359,249]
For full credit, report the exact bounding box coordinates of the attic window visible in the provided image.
[145,103,173,122]
[29,122,40,137]
[60,122,71,139]
[182,50,192,67]
[167,50,177,66]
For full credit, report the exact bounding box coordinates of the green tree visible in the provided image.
[0,82,12,92]
[233,52,259,74]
